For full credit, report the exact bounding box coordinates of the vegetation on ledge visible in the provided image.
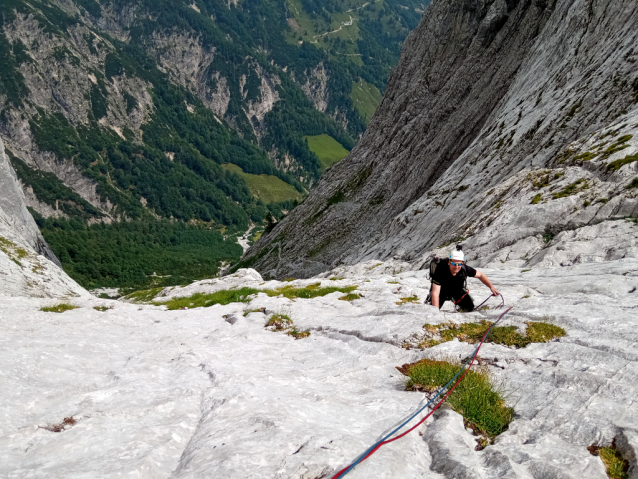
[41,303,79,313]
[413,319,566,350]
[398,358,514,438]
[156,283,358,310]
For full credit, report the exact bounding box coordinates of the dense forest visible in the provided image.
[0,0,428,291]
[32,213,244,291]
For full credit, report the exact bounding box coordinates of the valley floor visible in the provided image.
[1,260,637,478]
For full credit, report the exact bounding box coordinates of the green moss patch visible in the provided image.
[607,152,638,171]
[0,236,29,266]
[265,283,357,300]
[339,293,361,301]
[552,178,588,199]
[419,320,565,349]
[305,134,350,170]
[158,284,357,310]
[125,287,164,303]
[160,287,260,310]
[396,296,419,305]
[626,178,638,189]
[41,303,79,313]
[398,358,514,437]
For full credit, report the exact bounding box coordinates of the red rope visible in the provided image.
[332,307,513,479]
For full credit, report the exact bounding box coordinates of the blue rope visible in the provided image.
[337,316,505,477]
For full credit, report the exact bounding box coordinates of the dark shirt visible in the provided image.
[431,261,476,294]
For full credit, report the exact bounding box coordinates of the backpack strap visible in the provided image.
[428,257,441,281]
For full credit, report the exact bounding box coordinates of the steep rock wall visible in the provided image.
[246,0,638,278]
[0,138,87,298]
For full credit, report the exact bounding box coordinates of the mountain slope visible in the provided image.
[0,136,87,298]
[245,0,638,278]
[0,0,427,290]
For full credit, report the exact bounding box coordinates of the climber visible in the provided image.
[427,246,499,312]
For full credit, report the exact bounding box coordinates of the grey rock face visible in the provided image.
[0,136,86,298]
[247,0,638,278]
[0,137,59,265]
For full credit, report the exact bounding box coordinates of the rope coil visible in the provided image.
[332,305,513,478]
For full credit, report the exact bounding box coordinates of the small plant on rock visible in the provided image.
[41,303,79,313]
[287,327,311,339]
[396,296,419,305]
[339,293,361,301]
[265,313,293,331]
[265,313,311,339]
[413,319,565,350]
[588,440,629,479]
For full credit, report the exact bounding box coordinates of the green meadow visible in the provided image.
[222,164,303,204]
[305,134,350,170]
[350,79,383,124]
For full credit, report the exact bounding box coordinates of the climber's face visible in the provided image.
[448,259,463,276]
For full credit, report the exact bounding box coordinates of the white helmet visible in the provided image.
[449,249,465,262]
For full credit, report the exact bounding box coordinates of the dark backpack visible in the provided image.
[427,257,442,280]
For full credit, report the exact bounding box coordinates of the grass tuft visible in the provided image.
[41,303,78,313]
[589,440,629,479]
[416,319,565,349]
[417,338,441,349]
[525,322,566,343]
[625,177,638,189]
[607,152,638,172]
[265,313,292,331]
[125,287,164,303]
[0,236,30,266]
[160,287,260,310]
[287,327,311,339]
[157,284,357,310]
[339,293,360,301]
[398,358,514,437]
[93,305,110,312]
[263,284,357,300]
[396,296,419,305]
[552,178,588,199]
[265,314,311,339]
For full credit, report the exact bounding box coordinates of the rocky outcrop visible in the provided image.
[246,0,638,278]
[0,137,88,298]
[2,261,637,477]
[0,138,58,263]
[301,62,329,113]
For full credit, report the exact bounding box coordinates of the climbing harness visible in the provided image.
[331,304,513,479]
